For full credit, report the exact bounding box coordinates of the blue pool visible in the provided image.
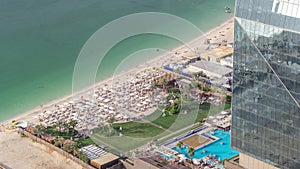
[172,130,239,161]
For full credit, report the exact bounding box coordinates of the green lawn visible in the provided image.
[92,134,153,152]
[43,126,78,138]
[42,126,95,148]
[144,102,231,131]
[77,138,95,147]
[113,121,165,138]
[91,101,231,152]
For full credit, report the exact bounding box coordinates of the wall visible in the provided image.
[239,153,280,169]
[22,130,95,169]
[224,160,245,169]
[133,158,159,169]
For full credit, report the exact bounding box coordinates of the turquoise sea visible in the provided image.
[0,0,235,122]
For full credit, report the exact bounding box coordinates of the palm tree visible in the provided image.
[191,79,198,89]
[55,120,64,133]
[35,124,45,138]
[107,116,116,135]
[151,81,158,89]
[68,119,77,134]
[63,144,72,153]
[177,141,183,153]
[161,77,168,90]
[54,136,65,148]
[78,151,89,163]
[187,147,195,159]
[107,116,115,126]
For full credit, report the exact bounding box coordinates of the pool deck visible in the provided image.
[160,127,238,169]
[161,125,216,148]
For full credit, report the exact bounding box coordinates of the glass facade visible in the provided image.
[232,0,300,168]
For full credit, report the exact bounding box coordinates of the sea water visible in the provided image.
[0,0,235,122]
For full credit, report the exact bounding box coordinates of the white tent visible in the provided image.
[221,111,229,115]
[192,158,200,165]
[178,154,187,160]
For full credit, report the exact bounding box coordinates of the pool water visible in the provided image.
[172,130,239,161]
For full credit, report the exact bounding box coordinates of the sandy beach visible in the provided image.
[0,131,83,169]
[0,18,233,168]
[1,18,234,126]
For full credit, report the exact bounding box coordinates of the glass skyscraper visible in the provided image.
[232,0,300,168]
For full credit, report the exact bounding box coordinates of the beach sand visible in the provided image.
[0,131,83,169]
[0,18,233,168]
[1,18,234,126]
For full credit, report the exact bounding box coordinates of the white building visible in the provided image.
[184,60,232,79]
[220,57,233,68]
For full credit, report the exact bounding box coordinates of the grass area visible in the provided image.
[93,133,153,152]
[77,138,95,147]
[43,126,78,138]
[91,101,231,152]
[145,102,231,131]
[42,126,95,148]
[113,121,165,138]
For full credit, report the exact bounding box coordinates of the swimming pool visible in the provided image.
[172,130,239,161]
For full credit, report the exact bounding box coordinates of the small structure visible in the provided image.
[200,46,233,62]
[177,79,192,88]
[181,134,211,149]
[134,154,189,169]
[186,60,232,79]
[79,145,107,160]
[90,153,119,169]
[180,50,200,63]
[220,56,233,68]
[80,145,120,169]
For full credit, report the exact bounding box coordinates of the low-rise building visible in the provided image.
[200,46,233,62]
[90,153,120,169]
[80,145,120,169]
[184,60,232,79]
[133,155,189,169]
[220,56,233,68]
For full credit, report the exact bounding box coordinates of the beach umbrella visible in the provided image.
[178,154,186,160]
[216,115,222,119]
[192,159,200,165]
[221,111,229,115]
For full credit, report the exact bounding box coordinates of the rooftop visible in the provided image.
[138,155,190,169]
[200,46,233,60]
[79,145,107,160]
[220,56,233,63]
[189,60,232,76]
[177,79,192,87]
[91,153,119,165]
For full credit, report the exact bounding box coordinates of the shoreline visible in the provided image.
[2,17,234,125]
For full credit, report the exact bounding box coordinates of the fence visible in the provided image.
[21,130,96,169]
